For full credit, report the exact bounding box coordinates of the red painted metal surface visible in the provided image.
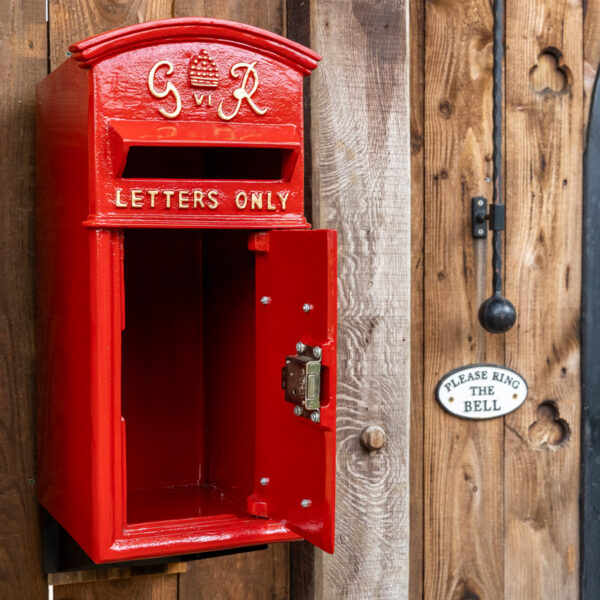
[252,230,337,553]
[36,18,336,564]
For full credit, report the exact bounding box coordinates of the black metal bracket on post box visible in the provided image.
[471,197,506,238]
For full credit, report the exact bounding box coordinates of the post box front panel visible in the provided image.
[89,41,307,229]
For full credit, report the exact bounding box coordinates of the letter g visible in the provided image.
[148,60,182,119]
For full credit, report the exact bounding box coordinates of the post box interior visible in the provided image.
[121,228,258,525]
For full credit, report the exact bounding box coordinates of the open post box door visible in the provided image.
[250,229,337,553]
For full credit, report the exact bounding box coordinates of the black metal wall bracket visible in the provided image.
[471,196,505,238]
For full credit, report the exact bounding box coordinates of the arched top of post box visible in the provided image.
[69,18,321,74]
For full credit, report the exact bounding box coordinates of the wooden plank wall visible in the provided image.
[504,1,582,597]
[423,2,504,598]
[411,0,600,599]
[409,0,425,598]
[0,1,48,597]
[306,0,411,598]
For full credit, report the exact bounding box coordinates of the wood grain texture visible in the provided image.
[409,0,425,596]
[504,1,583,598]
[309,0,411,597]
[423,0,505,598]
[179,545,289,600]
[48,0,174,68]
[0,0,48,598]
[173,0,283,33]
[289,541,319,600]
[48,562,187,586]
[53,572,178,599]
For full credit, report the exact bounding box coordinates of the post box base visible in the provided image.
[41,508,269,574]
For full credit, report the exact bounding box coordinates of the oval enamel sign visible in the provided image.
[435,364,527,420]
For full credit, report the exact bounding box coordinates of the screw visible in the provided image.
[313,346,322,359]
[310,411,321,424]
[260,296,271,305]
[477,228,484,235]
[28,478,36,486]
[477,199,484,206]
[294,405,303,417]
[360,425,387,451]
[296,341,306,353]
[300,499,312,508]
[260,477,269,486]
[303,303,313,312]
[485,176,491,183]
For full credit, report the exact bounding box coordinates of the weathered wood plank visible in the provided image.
[173,0,283,33]
[48,0,175,68]
[48,562,187,586]
[180,545,290,600]
[582,7,600,594]
[504,1,583,598]
[307,0,411,597]
[423,0,505,597]
[409,0,425,596]
[53,572,178,599]
[0,0,48,598]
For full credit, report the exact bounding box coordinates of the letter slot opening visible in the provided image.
[121,146,292,180]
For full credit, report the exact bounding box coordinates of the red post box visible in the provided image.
[36,18,336,564]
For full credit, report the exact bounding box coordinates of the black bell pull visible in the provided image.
[473,0,516,334]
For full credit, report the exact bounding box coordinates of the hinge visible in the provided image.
[472,197,505,238]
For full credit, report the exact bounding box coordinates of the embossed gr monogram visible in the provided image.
[147,58,268,121]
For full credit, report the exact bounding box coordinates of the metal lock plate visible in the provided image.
[282,344,322,414]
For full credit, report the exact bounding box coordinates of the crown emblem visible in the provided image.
[188,49,219,88]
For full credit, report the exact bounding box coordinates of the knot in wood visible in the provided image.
[360,425,386,451]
